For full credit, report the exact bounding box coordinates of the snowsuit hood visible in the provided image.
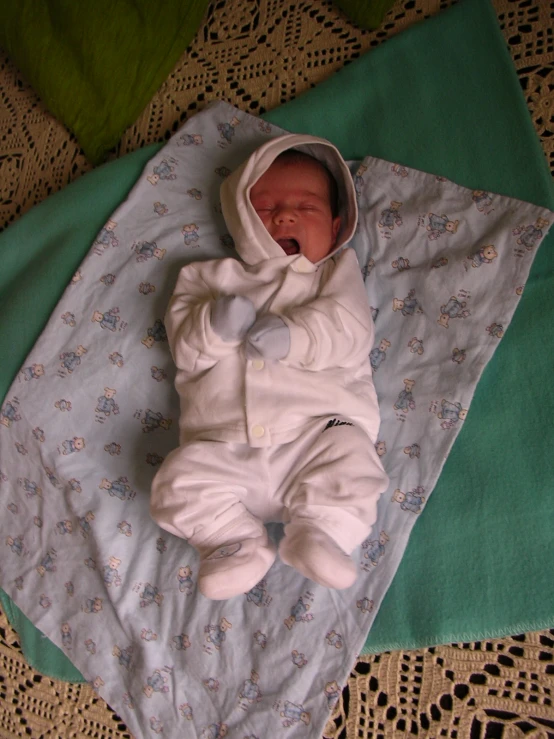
[220,134,358,268]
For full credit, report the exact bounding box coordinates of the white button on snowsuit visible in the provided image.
[150,133,388,563]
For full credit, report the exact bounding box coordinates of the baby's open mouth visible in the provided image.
[277,238,300,255]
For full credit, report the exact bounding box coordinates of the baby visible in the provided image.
[150,133,388,599]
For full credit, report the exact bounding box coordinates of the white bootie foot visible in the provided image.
[198,531,277,600]
[279,525,357,590]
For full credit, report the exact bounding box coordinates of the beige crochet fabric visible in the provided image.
[0,0,553,736]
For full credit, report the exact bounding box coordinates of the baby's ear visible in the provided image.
[332,216,341,243]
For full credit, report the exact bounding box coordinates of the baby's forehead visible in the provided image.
[267,154,329,179]
[253,157,332,195]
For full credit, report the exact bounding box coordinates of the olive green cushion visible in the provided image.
[334,0,396,29]
[0,0,210,164]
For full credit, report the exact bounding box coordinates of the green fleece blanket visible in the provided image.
[1,0,553,682]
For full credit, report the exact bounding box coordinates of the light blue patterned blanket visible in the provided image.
[0,102,551,738]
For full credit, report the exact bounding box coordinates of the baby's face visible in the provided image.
[250,158,341,263]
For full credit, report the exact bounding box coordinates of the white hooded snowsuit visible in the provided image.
[150,134,388,598]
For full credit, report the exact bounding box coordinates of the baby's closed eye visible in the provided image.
[251,201,273,213]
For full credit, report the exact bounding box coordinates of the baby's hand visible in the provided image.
[211,295,256,341]
[245,315,290,360]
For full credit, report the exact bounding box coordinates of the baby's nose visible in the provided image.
[273,207,297,224]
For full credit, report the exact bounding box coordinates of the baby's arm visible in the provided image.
[165,262,255,372]
[282,249,374,371]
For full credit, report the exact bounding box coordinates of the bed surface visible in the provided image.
[1,0,553,737]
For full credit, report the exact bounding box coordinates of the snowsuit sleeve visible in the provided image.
[282,249,374,372]
[164,261,243,373]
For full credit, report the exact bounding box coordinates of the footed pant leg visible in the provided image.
[150,439,276,599]
[278,419,389,589]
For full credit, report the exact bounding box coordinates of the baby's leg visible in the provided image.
[279,418,388,589]
[150,440,276,599]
